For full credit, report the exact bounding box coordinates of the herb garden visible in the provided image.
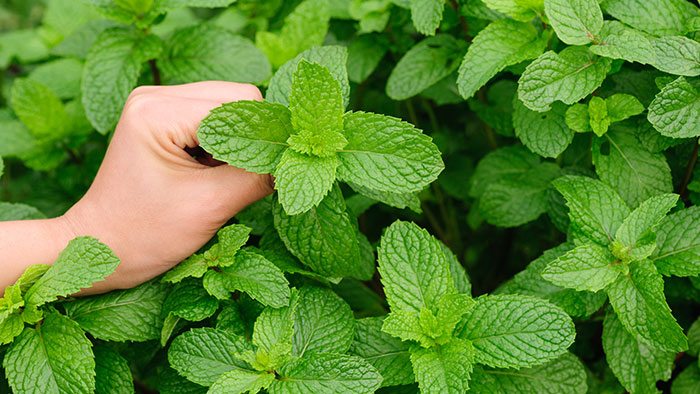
[1,0,700,393]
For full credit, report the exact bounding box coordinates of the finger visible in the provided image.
[135,81,263,104]
[205,164,275,216]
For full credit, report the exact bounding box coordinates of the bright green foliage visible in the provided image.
[653,206,700,276]
[588,97,611,137]
[387,35,463,100]
[93,346,133,394]
[518,46,611,112]
[541,243,622,292]
[513,100,573,158]
[410,338,474,394]
[544,0,603,45]
[292,286,354,357]
[410,0,445,36]
[458,19,547,100]
[11,78,68,139]
[648,77,700,138]
[590,21,656,65]
[349,317,413,387]
[482,0,542,21]
[652,36,700,77]
[603,312,675,394]
[601,0,698,36]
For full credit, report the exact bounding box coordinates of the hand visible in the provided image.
[0,82,273,294]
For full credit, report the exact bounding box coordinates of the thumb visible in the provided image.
[204,164,275,216]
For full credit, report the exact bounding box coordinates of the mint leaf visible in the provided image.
[458,295,575,368]
[338,111,444,194]
[24,236,120,309]
[513,100,573,158]
[162,278,219,322]
[348,182,422,213]
[253,296,296,354]
[457,19,546,100]
[653,36,700,77]
[160,24,270,84]
[382,310,431,347]
[163,254,208,283]
[198,100,292,174]
[168,327,253,386]
[410,0,445,36]
[0,314,23,346]
[553,175,630,245]
[602,311,674,394]
[606,259,687,352]
[518,47,611,112]
[11,78,68,139]
[688,317,700,357]
[653,206,700,276]
[204,249,290,308]
[605,94,645,123]
[273,184,361,277]
[378,220,455,312]
[4,312,95,394]
[274,150,337,215]
[479,162,560,227]
[387,35,462,100]
[288,61,346,157]
[267,46,350,108]
[469,352,588,394]
[672,364,700,394]
[588,96,610,137]
[293,286,354,357]
[158,367,208,394]
[410,338,474,394]
[94,345,133,394]
[347,35,388,84]
[601,0,697,36]
[615,193,678,250]
[349,317,413,387]
[469,145,540,198]
[541,243,621,292]
[648,76,700,138]
[82,27,161,134]
[271,353,382,394]
[64,279,168,342]
[482,0,539,21]
[208,370,274,394]
[590,21,655,65]
[255,0,330,69]
[593,127,673,208]
[442,244,472,295]
[545,0,603,45]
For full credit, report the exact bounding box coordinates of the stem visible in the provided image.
[421,202,448,244]
[448,0,471,41]
[149,59,161,85]
[420,98,440,134]
[680,138,700,201]
[476,88,498,150]
[405,99,419,127]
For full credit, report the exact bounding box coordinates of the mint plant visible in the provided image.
[2,0,700,393]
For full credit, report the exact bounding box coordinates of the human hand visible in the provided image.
[55,82,273,293]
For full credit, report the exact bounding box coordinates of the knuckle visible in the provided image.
[123,90,160,119]
[240,83,263,101]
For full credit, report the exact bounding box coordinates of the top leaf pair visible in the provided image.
[198,60,444,215]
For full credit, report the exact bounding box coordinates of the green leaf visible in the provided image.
[544,0,603,45]
[93,345,133,394]
[458,295,575,368]
[270,353,382,394]
[553,175,630,245]
[469,145,540,198]
[4,312,95,394]
[208,370,274,394]
[518,46,611,112]
[606,259,687,352]
[338,111,444,194]
[457,19,546,100]
[565,103,590,132]
[274,150,337,215]
[348,182,422,213]
[24,237,119,309]
[204,249,290,308]
[168,328,253,386]
[163,254,208,283]
[0,120,37,158]
[255,0,330,68]
[652,36,700,77]
[542,243,621,292]
[51,20,118,59]
[410,338,474,394]
[606,94,645,122]
[0,29,49,68]
[688,317,700,357]
[159,24,270,84]
[479,162,560,227]
[288,61,346,157]
[482,0,539,21]
[410,0,445,35]
[215,224,253,266]
[442,244,472,295]
[590,21,656,65]
[273,184,361,277]
[158,367,208,394]
[293,286,354,357]
[82,27,162,134]
[592,127,673,208]
[267,46,350,109]
[11,78,68,139]
[588,96,610,137]
[347,34,388,83]
[386,35,462,100]
[0,314,23,346]
[513,100,574,158]
[602,311,674,394]
[648,76,700,138]
[672,363,700,394]
[162,278,219,321]
[28,58,84,100]
[382,310,432,347]
[349,317,413,387]
[253,296,296,354]
[653,206,700,276]
[378,220,455,312]
[601,0,697,36]
[198,100,293,174]
[615,193,678,250]
[64,280,168,342]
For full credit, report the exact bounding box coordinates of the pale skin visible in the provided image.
[0,82,273,295]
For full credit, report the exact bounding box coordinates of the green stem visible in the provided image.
[149,59,161,85]
[680,138,700,201]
